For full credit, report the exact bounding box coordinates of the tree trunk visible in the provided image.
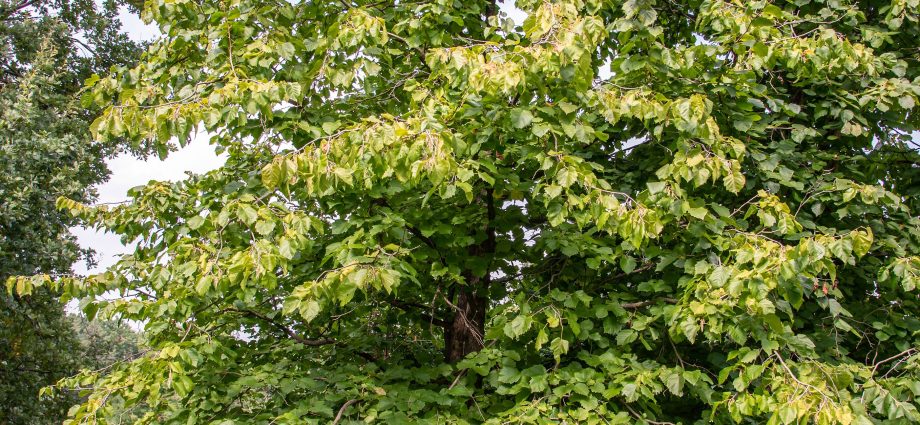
[444,188,495,363]
[444,280,488,363]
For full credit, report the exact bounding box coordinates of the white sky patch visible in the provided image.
[118,5,158,42]
[501,0,527,25]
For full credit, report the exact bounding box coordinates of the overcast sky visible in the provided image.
[72,2,528,275]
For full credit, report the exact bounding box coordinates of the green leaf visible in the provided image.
[558,102,578,114]
[195,275,213,295]
[300,300,321,322]
[777,405,797,424]
[619,256,636,274]
[851,229,873,257]
[333,167,354,186]
[664,371,683,396]
[321,120,341,134]
[255,220,276,235]
[262,161,283,188]
[646,181,666,194]
[532,123,551,137]
[187,215,205,230]
[511,108,534,129]
[550,337,569,360]
[535,328,548,349]
[724,163,746,193]
[237,204,259,226]
[687,206,708,220]
[709,266,730,287]
[504,315,532,339]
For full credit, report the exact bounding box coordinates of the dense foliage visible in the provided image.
[12,0,920,423]
[0,0,141,422]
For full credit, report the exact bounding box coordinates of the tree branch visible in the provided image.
[620,298,678,309]
[406,225,448,267]
[491,273,520,286]
[0,0,38,22]
[872,348,917,374]
[332,399,359,425]
[229,308,335,347]
[388,299,449,327]
[371,196,449,267]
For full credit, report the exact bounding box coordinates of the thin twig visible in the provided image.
[331,399,359,425]
[873,348,917,376]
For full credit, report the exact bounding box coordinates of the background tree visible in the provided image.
[0,0,142,422]
[14,0,920,423]
[68,315,144,370]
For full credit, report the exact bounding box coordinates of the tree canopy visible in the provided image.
[0,0,142,422]
[11,0,920,423]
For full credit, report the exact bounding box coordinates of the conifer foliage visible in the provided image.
[12,0,920,423]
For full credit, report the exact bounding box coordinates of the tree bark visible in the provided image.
[444,282,487,363]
